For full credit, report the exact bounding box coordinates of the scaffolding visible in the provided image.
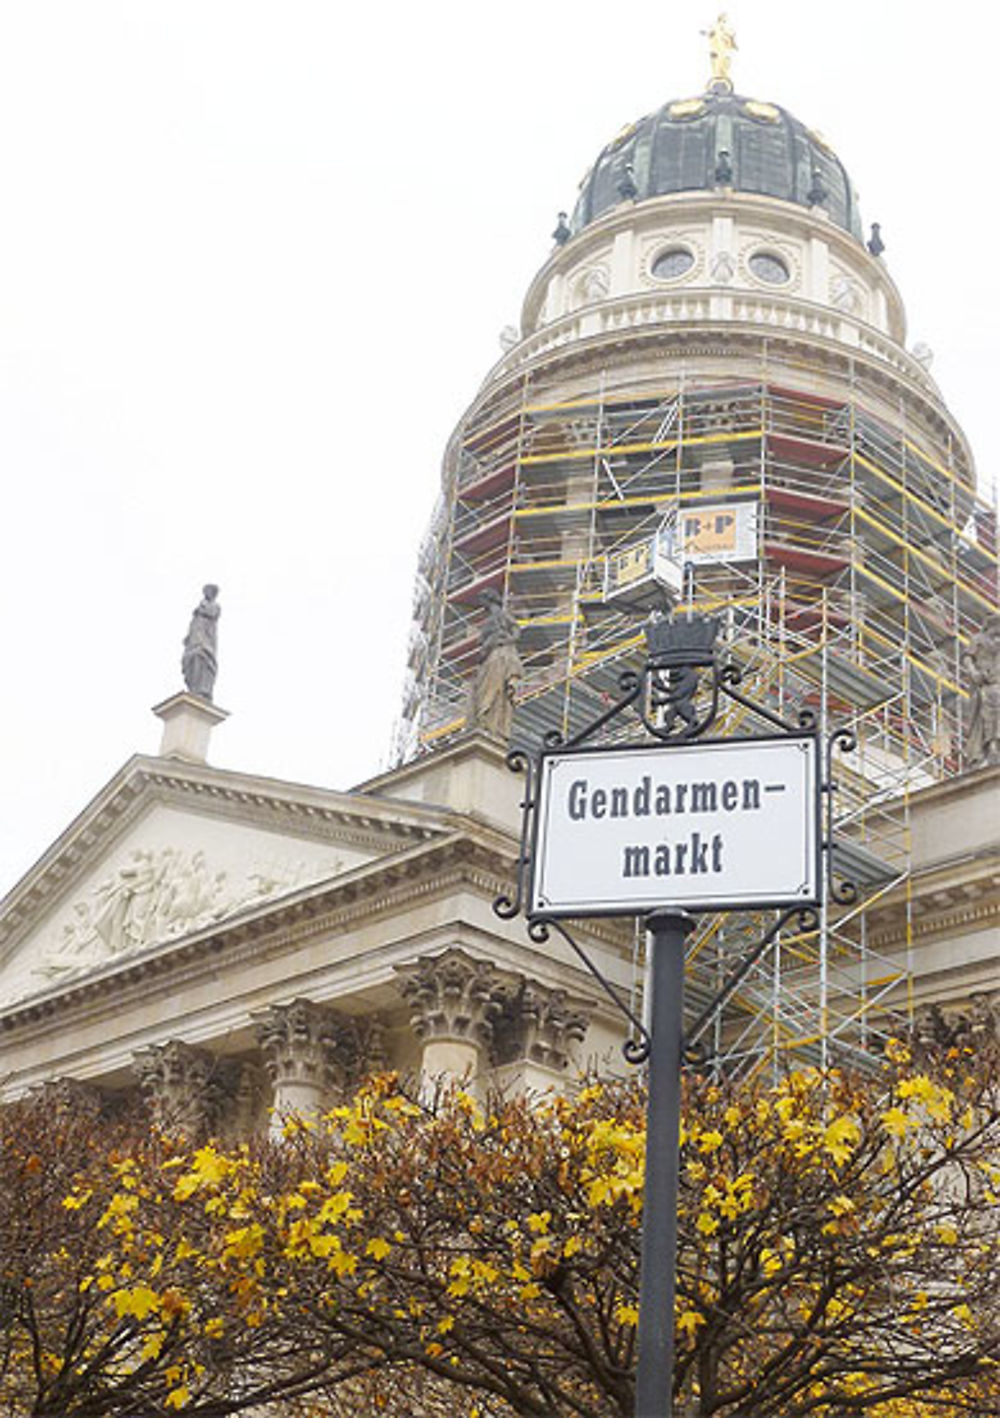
[401,369,998,1074]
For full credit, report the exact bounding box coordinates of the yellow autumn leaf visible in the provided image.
[822,1115,860,1165]
[759,1247,782,1276]
[62,1190,92,1211]
[881,1107,913,1139]
[366,1237,392,1261]
[223,1224,265,1261]
[615,1303,639,1326]
[677,1309,705,1337]
[165,1384,190,1409]
[140,1331,166,1362]
[112,1285,160,1321]
[318,1191,354,1225]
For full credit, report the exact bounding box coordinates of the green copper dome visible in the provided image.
[571,88,863,241]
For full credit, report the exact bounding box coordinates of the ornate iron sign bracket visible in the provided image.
[493,612,858,1067]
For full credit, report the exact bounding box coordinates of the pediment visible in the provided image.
[0,755,449,1007]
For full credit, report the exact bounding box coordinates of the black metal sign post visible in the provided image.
[634,909,691,1418]
[494,613,855,1418]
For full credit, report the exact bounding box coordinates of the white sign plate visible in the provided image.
[531,735,819,917]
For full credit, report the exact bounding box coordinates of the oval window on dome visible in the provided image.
[652,247,695,280]
[748,251,790,285]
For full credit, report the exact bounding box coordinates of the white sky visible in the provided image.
[1,0,997,896]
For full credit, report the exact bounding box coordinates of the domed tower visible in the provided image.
[401,32,998,1066]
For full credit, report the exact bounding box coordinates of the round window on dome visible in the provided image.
[749,251,790,285]
[652,247,695,281]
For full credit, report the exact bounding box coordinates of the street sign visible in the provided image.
[530,734,820,917]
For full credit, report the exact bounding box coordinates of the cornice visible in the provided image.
[867,894,1000,953]
[0,803,635,1066]
[457,320,968,488]
[905,762,1000,811]
[493,315,948,434]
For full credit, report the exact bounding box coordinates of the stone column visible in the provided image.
[220,1060,267,1140]
[133,1039,220,1138]
[254,998,352,1130]
[394,949,505,1087]
[493,979,593,1095]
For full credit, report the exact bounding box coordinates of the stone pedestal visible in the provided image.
[152,691,229,764]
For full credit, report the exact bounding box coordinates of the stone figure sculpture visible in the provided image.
[963,617,1000,767]
[466,589,523,742]
[182,584,220,700]
[29,849,308,994]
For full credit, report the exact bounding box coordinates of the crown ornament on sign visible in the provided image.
[645,612,720,666]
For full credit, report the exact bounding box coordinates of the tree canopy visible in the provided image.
[0,1037,997,1416]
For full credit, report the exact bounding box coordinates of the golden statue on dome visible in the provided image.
[703,13,737,89]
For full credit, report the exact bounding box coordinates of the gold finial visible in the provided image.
[702,13,737,90]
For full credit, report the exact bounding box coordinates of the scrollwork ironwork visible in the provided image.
[541,918,651,1065]
[492,749,536,921]
[824,726,860,906]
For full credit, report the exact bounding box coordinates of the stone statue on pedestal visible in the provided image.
[963,617,1000,768]
[182,584,220,701]
[466,589,522,742]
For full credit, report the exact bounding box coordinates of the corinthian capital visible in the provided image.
[133,1039,220,1137]
[31,1077,105,1119]
[394,949,506,1049]
[494,979,592,1071]
[254,998,355,1094]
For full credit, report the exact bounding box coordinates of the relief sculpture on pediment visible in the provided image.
[29,846,314,991]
